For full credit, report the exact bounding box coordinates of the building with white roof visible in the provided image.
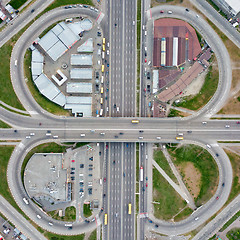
[66,82,92,93]
[212,0,240,16]
[70,68,92,79]
[37,19,93,61]
[77,38,93,52]
[71,54,92,66]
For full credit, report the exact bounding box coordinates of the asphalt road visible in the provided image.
[190,0,240,49]
[0,2,238,239]
[0,0,54,48]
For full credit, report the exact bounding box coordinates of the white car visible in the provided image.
[107,50,109,55]
[168,10,173,14]
[206,144,211,149]
[49,222,53,226]
[117,107,120,112]
[225,125,230,128]
[133,21,135,25]
[156,137,161,140]
[138,136,143,139]
[37,215,41,219]
[26,136,31,139]
[30,132,35,136]
[106,107,109,112]
[107,42,110,47]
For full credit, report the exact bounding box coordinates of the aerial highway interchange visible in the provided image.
[0,0,240,240]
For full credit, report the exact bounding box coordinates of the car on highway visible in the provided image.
[167,10,172,14]
[26,136,31,139]
[117,107,120,112]
[49,222,53,226]
[139,130,144,133]
[216,196,219,200]
[156,137,161,140]
[37,214,41,219]
[225,125,230,128]
[106,144,108,149]
[139,136,143,139]
[236,121,240,124]
[145,58,147,63]
[160,10,164,13]
[104,177,106,182]
[107,50,109,55]
[31,9,35,13]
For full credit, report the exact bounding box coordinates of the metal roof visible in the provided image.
[225,0,240,14]
[66,82,92,93]
[77,38,93,52]
[47,40,68,62]
[52,92,66,106]
[31,62,43,76]
[38,31,59,52]
[71,54,92,65]
[153,70,158,94]
[70,68,92,79]
[64,104,92,117]
[66,96,92,104]
[34,74,60,101]
[51,23,64,36]
[58,28,79,48]
[32,49,44,63]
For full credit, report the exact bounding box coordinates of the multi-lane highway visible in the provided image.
[0,1,239,239]
[105,0,137,238]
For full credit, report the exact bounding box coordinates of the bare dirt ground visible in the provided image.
[177,162,201,199]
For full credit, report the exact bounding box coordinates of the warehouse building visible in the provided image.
[77,38,93,52]
[64,96,92,117]
[70,68,92,80]
[37,19,93,61]
[153,18,201,67]
[212,0,240,16]
[66,82,92,94]
[31,49,44,80]
[71,54,92,66]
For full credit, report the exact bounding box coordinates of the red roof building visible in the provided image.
[153,18,201,67]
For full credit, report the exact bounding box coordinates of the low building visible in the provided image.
[71,54,92,66]
[212,0,240,16]
[70,68,92,80]
[66,82,92,94]
[77,38,93,52]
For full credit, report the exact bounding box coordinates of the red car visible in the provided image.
[104,177,106,182]
[106,144,108,149]
[146,183,148,187]
[145,58,147,63]
[160,10,164,13]
[216,196,219,200]
[71,160,75,162]
[144,88,146,92]
[236,121,240,124]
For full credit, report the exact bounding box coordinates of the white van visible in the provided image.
[101,76,104,83]
[37,215,41,219]
[23,198,29,205]
[53,136,58,139]
[81,134,86,137]
[102,51,105,59]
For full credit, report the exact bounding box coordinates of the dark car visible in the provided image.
[83,5,88,8]
[186,8,189,12]
[147,72,150,79]
[80,164,84,168]
[97,43,101,46]
[80,182,84,186]
[114,104,116,108]
[222,182,225,187]
[89,157,93,161]
[89,174,92,177]
[88,188,92,195]
[216,153,219,157]
[115,135,119,138]
[68,227,72,230]
[99,151,101,156]
[80,188,84,192]
[119,132,124,135]
[70,171,74,174]
[139,130,144,133]
[89,164,93,167]
[31,9,35,13]
[71,177,75,180]
[89,168,93,171]
[71,167,75,170]
[155,224,159,228]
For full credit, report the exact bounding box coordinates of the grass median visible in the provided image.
[0,120,11,128]
[89,229,97,240]
[83,203,92,218]
[48,206,76,222]
[152,166,187,220]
